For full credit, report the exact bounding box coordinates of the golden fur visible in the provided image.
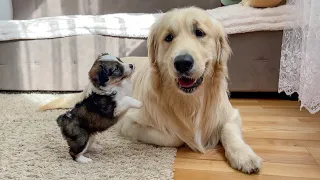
[39,7,262,174]
[124,7,233,152]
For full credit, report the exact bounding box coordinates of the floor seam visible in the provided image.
[305,147,320,166]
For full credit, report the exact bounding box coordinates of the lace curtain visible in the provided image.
[279,0,320,114]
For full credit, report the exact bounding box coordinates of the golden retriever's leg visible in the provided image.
[116,112,184,147]
[39,92,84,111]
[220,109,262,174]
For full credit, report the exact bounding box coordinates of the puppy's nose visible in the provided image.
[129,64,134,69]
[174,54,194,73]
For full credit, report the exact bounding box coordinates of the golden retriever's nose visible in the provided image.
[174,54,194,73]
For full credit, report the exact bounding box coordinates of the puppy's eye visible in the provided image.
[195,29,206,37]
[164,34,174,42]
[100,65,108,74]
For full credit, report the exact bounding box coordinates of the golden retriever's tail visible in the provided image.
[39,92,84,112]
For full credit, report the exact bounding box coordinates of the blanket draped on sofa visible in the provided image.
[0,4,296,41]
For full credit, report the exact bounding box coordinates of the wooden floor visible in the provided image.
[174,98,320,180]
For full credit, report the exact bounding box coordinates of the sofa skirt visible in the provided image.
[0,30,283,92]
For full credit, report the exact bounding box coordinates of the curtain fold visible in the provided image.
[279,0,320,114]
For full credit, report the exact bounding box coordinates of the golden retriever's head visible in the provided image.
[148,7,231,94]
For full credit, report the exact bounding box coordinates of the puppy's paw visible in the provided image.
[125,97,142,109]
[131,100,143,109]
[226,144,262,174]
[76,155,93,163]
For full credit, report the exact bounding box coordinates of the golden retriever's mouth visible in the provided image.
[176,74,204,93]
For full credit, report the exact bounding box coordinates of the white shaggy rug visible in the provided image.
[0,93,177,180]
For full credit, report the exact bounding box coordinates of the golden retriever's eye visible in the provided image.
[164,34,174,42]
[195,29,206,38]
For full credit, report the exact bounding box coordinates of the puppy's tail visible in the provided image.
[39,92,84,112]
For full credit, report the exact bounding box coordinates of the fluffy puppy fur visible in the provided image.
[56,53,142,163]
[39,7,262,173]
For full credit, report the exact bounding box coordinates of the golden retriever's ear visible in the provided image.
[147,22,162,93]
[147,23,158,67]
[216,27,232,80]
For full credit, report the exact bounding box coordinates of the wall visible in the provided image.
[0,0,13,20]
[12,0,221,20]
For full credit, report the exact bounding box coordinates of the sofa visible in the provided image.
[0,0,284,92]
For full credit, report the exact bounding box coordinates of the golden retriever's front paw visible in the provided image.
[226,144,262,174]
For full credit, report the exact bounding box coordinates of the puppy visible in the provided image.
[56,53,142,163]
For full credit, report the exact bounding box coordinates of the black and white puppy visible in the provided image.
[56,53,142,163]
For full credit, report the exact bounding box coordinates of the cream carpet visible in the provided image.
[0,93,177,180]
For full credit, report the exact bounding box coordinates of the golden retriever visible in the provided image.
[40,7,262,174]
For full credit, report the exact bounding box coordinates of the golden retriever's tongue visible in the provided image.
[178,78,196,88]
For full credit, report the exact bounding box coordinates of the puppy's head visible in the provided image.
[148,7,231,94]
[89,53,134,90]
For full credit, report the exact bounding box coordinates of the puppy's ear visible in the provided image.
[98,65,109,86]
[215,22,232,80]
[147,23,159,67]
